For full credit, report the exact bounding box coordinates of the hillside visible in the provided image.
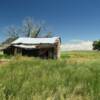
[0,51,100,100]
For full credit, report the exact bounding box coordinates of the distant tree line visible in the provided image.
[93,40,100,51]
[2,17,52,45]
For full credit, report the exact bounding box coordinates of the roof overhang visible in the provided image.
[13,44,36,49]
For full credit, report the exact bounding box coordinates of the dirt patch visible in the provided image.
[0,59,9,65]
[0,61,6,64]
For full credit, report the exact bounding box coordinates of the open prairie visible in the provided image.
[0,51,100,100]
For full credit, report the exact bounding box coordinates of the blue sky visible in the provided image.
[0,0,100,43]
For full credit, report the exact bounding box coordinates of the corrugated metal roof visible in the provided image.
[11,37,60,45]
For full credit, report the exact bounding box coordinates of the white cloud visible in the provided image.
[61,40,93,51]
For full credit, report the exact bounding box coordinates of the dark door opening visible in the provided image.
[22,49,39,57]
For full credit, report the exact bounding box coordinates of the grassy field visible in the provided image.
[0,51,100,100]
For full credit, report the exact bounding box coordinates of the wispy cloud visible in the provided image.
[61,40,93,51]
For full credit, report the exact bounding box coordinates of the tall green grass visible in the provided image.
[0,51,100,100]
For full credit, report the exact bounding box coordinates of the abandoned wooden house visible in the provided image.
[3,37,61,59]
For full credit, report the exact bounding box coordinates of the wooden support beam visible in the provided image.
[14,47,17,55]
